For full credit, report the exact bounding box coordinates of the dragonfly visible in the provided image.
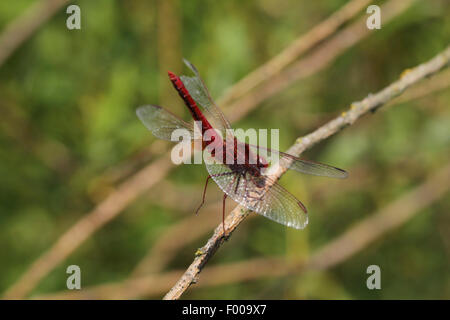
[137,59,348,235]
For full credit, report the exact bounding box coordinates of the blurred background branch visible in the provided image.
[0,0,70,67]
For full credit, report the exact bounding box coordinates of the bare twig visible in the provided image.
[0,0,70,67]
[162,46,450,300]
[37,162,450,299]
[391,67,450,105]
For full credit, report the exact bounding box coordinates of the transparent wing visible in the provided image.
[179,59,232,136]
[206,161,308,230]
[136,105,194,141]
[247,143,348,179]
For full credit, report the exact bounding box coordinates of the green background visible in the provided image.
[0,0,449,299]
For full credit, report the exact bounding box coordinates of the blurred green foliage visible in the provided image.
[0,0,449,299]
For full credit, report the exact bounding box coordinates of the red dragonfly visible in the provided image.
[137,59,347,234]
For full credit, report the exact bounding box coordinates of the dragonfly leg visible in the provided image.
[195,175,212,215]
[196,172,234,215]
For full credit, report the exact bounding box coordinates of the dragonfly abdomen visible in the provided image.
[168,71,214,135]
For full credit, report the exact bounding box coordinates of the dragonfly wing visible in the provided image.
[252,177,308,229]
[284,156,348,178]
[206,162,308,229]
[137,105,195,141]
[180,59,232,135]
[247,144,348,179]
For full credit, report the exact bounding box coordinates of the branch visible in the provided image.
[162,45,450,300]
[392,67,450,105]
